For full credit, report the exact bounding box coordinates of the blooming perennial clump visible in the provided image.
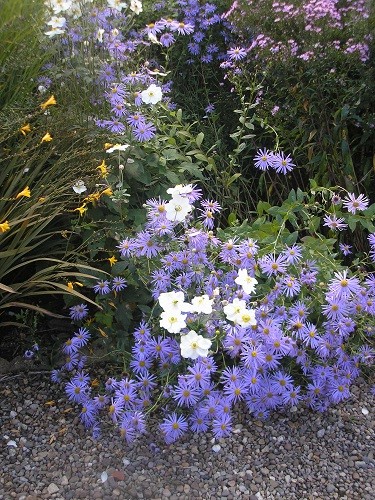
[55,184,375,444]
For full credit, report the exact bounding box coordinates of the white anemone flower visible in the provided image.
[49,0,73,14]
[47,16,66,28]
[166,184,193,197]
[106,144,129,153]
[159,311,187,334]
[148,33,161,45]
[190,294,213,314]
[130,0,143,14]
[72,180,87,194]
[158,291,192,313]
[140,84,163,105]
[180,330,212,359]
[45,27,66,37]
[235,269,258,295]
[165,195,192,222]
[235,308,257,328]
[223,298,247,322]
[107,0,128,11]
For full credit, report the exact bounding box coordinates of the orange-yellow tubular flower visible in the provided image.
[101,187,113,197]
[40,95,57,110]
[74,204,87,216]
[41,132,53,143]
[96,160,108,178]
[108,255,117,266]
[0,221,10,233]
[20,124,31,136]
[16,186,31,199]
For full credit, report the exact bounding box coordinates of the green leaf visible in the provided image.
[196,132,204,148]
[226,173,241,186]
[227,213,237,226]
[257,201,271,216]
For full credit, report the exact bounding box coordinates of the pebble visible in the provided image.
[47,483,59,494]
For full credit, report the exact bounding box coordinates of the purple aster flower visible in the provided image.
[259,253,288,277]
[160,32,175,47]
[240,344,266,371]
[342,193,369,214]
[328,380,350,403]
[227,46,247,61]
[133,231,161,258]
[93,280,111,295]
[281,275,301,297]
[65,380,89,403]
[170,21,195,35]
[173,378,200,407]
[108,397,124,423]
[24,349,34,359]
[212,413,233,438]
[63,353,80,371]
[186,363,211,389]
[271,151,295,174]
[99,118,126,134]
[160,412,188,444]
[283,244,302,264]
[119,414,137,443]
[189,409,209,433]
[93,394,109,409]
[112,276,127,292]
[201,53,213,63]
[62,337,81,355]
[339,243,352,255]
[204,103,215,115]
[132,122,156,142]
[223,379,248,404]
[368,233,375,247]
[282,386,302,406]
[69,303,89,321]
[73,327,91,347]
[80,401,97,428]
[117,237,135,258]
[327,270,361,299]
[323,214,348,231]
[270,371,294,394]
[126,113,146,128]
[50,369,61,383]
[253,148,274,171]
[133,321,151,342]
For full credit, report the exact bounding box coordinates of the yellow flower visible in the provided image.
[16,186,31,199]
[20,123,31,136]
[0,221,10,233]
[108,255,117,266]
[40,95,56,110]
[41,132,53,143]
[96,160,108,178]
[67,281,83,290]
[84,192,101,203]
[74,204,87,216]
[104,142,113,150]
[38,197,46,203]
[101,187,113,197]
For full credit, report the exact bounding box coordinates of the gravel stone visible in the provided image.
[0,373,374,499]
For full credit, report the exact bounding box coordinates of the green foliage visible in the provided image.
[0,0,49,109]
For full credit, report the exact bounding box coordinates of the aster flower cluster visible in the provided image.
[223,0,371,68]
[55,183,375,444]
[253,148,295,174]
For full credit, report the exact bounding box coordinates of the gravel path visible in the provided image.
[0,372,374,500]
